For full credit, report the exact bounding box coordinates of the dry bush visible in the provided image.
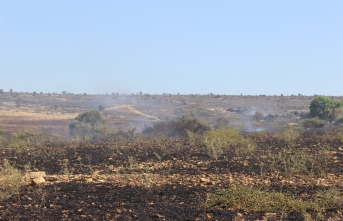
[282,127,300,147]
[0,159,23,201]
[202,127,255,160]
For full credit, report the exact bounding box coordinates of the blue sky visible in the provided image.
[1,1,342,95]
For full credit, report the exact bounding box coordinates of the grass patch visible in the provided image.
[0,159,23,201]
[206,185,343,220]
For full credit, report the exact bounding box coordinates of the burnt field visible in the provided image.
[1,93,343,220]
[1,129,343,220]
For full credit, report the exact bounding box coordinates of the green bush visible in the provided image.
[302,117,326,128]
[142,115,211,138]
[69,110,108,137]
[202,127,255,160]
[309,96,340,122]
[172,115,211,137]
[74,110,105,126]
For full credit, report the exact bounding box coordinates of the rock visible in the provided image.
[29,171,46,179]
[32,176,46,185]
[200,178,210,183]
[44,175,58,181]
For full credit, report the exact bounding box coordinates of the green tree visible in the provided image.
[69,110,106,137]
[309,96,339,122]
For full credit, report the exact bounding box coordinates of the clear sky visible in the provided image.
[1,1,342,95]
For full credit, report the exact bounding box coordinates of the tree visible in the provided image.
[69,110,106,137]
[309,96,339,122]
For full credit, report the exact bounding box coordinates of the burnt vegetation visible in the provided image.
[1,93,343,220]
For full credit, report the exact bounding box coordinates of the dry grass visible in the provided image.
[0,159,23,201]
[0,109,77,120]
[206,185,343,220]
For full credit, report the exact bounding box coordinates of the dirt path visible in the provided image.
[107,104,160,120]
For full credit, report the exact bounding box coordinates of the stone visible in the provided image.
[32,176,46,185]
[29,171,46,179]
[200,178,210,183]
[44,175,58,181]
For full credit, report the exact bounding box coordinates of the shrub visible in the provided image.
[0,159,23,201]
[202,127,255,160]
[302,117,326,129]
[142,115,211,138]
[309,96,339,122]
[253,111,264,121]
[74,110,105,126]
[282,128,299,147]
[69,110,107,138]
[69,121,93,137]
[172,115,211,137]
